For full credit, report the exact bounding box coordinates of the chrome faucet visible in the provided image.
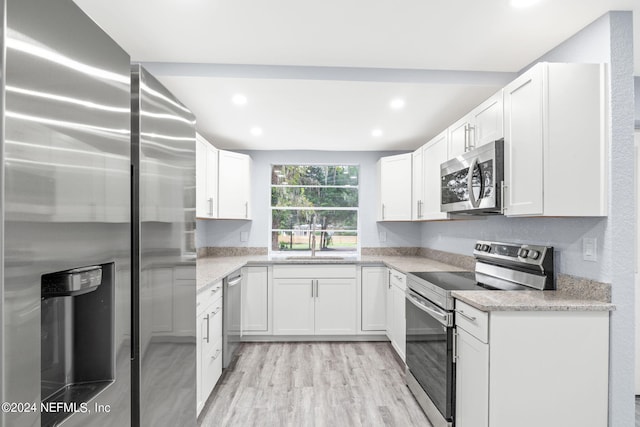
[311,215,316,257]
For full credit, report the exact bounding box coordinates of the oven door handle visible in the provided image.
[407,292,452,327]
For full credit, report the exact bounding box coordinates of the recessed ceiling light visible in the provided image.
[390,99,405,110]
[251,127,263,136]
[372,129,383,138]
[232,94,247,105]
[510,0,540,8]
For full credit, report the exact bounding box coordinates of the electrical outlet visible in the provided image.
[240,231,248,242]
[583,237,597,262]
[379,231,387,243]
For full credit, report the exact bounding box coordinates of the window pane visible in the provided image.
[271,187,358,208]
[272,165,359,186]
[271,209,357,231]
[271,231,358,252]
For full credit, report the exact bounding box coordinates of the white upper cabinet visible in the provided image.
[218,150,252,220]
[378,153,412,221]
[448,90,503,159]
[419,130,449,221]
[412,148,423,220]
[504,62,607,217]
[196,133,218,218]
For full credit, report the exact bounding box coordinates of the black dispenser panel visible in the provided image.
[42,266,102,298]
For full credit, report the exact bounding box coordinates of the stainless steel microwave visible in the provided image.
[440,139,504,214]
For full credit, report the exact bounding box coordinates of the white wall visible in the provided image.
[421,11,635,425]
[197,150,422,249]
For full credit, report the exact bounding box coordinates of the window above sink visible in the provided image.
[270,164,360,258]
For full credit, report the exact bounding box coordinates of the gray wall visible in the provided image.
[197,150,422,249]
[421,11,635,425]
[635,76,640,128]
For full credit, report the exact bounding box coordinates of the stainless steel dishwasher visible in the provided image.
[223,269,242,368]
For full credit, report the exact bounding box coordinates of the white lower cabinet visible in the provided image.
[360,266,387,331]
[454,300,609,427]
[272,265,357,335]
[241,266,269,333]
[387,268,406,361]
[196,281,224,417]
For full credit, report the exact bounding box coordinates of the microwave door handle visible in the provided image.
[467,157,480,208]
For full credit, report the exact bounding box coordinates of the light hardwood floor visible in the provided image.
[199,342,432,426]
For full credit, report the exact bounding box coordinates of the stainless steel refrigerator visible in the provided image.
[2,0,132,426]
[131,64,197,427]
[1,1,197,426]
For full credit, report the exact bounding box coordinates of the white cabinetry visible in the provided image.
[454,300,609,427]
[387,268,406,361]
[196,281,223,416]
[503,62,607,217]
[378,153,412,221]
[448,90,503,159]
[242,266,269,334]
[413,130,449,221]
[360,266,387,332]
[196,133,218,218]
[218,150,251,219]
[272,265,357,335]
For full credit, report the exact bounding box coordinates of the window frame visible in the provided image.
[269,163,360,257]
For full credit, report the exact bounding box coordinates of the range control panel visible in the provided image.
[473,241,553,267]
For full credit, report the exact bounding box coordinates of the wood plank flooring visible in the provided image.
[199,342,432,426]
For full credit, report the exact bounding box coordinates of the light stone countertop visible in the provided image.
[196,255,615,312]
[452,290,615,312]
[196,255,464,293]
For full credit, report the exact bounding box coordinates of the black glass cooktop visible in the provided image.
[408,271,480,291]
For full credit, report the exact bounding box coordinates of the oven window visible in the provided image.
[406,296,454,419]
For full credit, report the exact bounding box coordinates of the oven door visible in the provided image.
[440,139,503,214]
[406,289,455,422]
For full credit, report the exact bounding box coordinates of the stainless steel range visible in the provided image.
[405,241,555,427]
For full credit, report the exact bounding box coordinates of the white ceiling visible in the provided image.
[74,0,639,151]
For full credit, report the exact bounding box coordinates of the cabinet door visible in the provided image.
[202,338,223,403]
[422,131,449,220]
[273,279,315,335]
[412,149,424,220]
[196,309,208,415]
[205,144,218,218]
[472,90,504,149]
[392,283,406,361]
[242,267,269,332]
[455,327,489,427]
[218,150,251,219]
[504,66,544,216]
[386,271,394,340]
[448,115,471,159]
[195,136,208,218]
[379,153,412,220]
[361,267,387,331]
[315,278,357,335]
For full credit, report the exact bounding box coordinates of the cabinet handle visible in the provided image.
[315,279,319,298]
[455,309,477,322]
[208,197,214,216]
[204,314,210,343]
[211,285,221,295]
[245,201,248,219]
[463,124,469,152]
[467,124,475,151]
[382,204,385,220]
[388,271,391,289]
[311,279,314,298]
[212,349,221,360]
[453,330,458,363]
[212,306,222,316]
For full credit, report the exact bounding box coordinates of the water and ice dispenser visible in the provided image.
[41,263,115,426]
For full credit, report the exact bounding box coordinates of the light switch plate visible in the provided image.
[240,231,249,242]
[583,237,597,262]
[379,231,387,243]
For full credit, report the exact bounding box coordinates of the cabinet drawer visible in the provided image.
[202,339,223,400]
[197,280,223,315]
[272,264,356,279]
[455,300,489,343]
[389,268,406,291]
